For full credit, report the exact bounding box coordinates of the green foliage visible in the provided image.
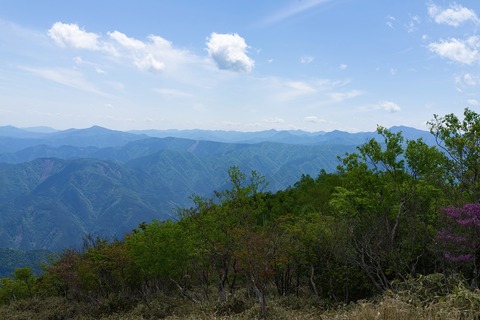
[429,108,480,203]
[0,267,35,304]
[332,126,446,291]
[126,220,195,281]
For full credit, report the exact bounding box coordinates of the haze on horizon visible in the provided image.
[1,1,480,133]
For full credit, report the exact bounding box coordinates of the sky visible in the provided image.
[1,0,480,132]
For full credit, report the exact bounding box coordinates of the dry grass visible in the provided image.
[1,279,480,320]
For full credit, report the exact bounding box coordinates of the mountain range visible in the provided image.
[0,125,434,251]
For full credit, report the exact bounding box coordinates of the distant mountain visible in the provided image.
[129,126,433,145]
[46,126,148,148]
[0,126,147,153]
[0,125,434,156]
[22,126,58,133]
[389,126,435,144]
[0,248,52,277]
[0,126,50,139]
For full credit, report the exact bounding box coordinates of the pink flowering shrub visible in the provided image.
[438,204,480,264]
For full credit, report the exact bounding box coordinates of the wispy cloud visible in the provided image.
[455,73,479,92]
[304,116,326,123]
[263,117,285,124]
[428,2,479,27]
[20,66,106,95]
[406,15,420,32]
[329,90,363,102]
[300,56,315,64]
[386,15,396,28]
[260,0,331,26]
[360,101,401,113]
[468,99,479,106]
[154,87,192,97]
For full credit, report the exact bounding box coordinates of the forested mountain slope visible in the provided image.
[0,125,430,251]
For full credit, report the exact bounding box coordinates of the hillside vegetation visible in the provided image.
[1,109,480,318]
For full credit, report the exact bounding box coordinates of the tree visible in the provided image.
[126,220,195,291]
[428,108,480,204]
[13,267,35,298]
[0,267,36,304]
[332,126,444,291]
[180,166,269,304]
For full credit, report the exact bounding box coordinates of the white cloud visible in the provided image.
[206,32,254,72]
[134,54,165,73]
[428,36,480,64]
[300,56,314,64]
[455,73,479,91]
[48,22,100,50]
[108,30,146,50]
[460,73,477,86]
[108,32,181,73]
[428,3,479,27]
[378,101,401,113]
[95,67,106,75]
[386,15,396,28]
[339,64,348,70]
[304,116,326,123]
[48,22,191,74]
[468,99,479,106]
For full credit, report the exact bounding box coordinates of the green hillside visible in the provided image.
[0,135,360,251]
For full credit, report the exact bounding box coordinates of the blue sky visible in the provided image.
[1,0,479,132]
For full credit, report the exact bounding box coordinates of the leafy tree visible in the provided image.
[0,267,36,304]
[126,220,195,286]
[180,166,268,304]
[80,238,141,298]
[41,249,81,299]
[332,126,444,291]
[13,267,35,298]
[429,108,480,203]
